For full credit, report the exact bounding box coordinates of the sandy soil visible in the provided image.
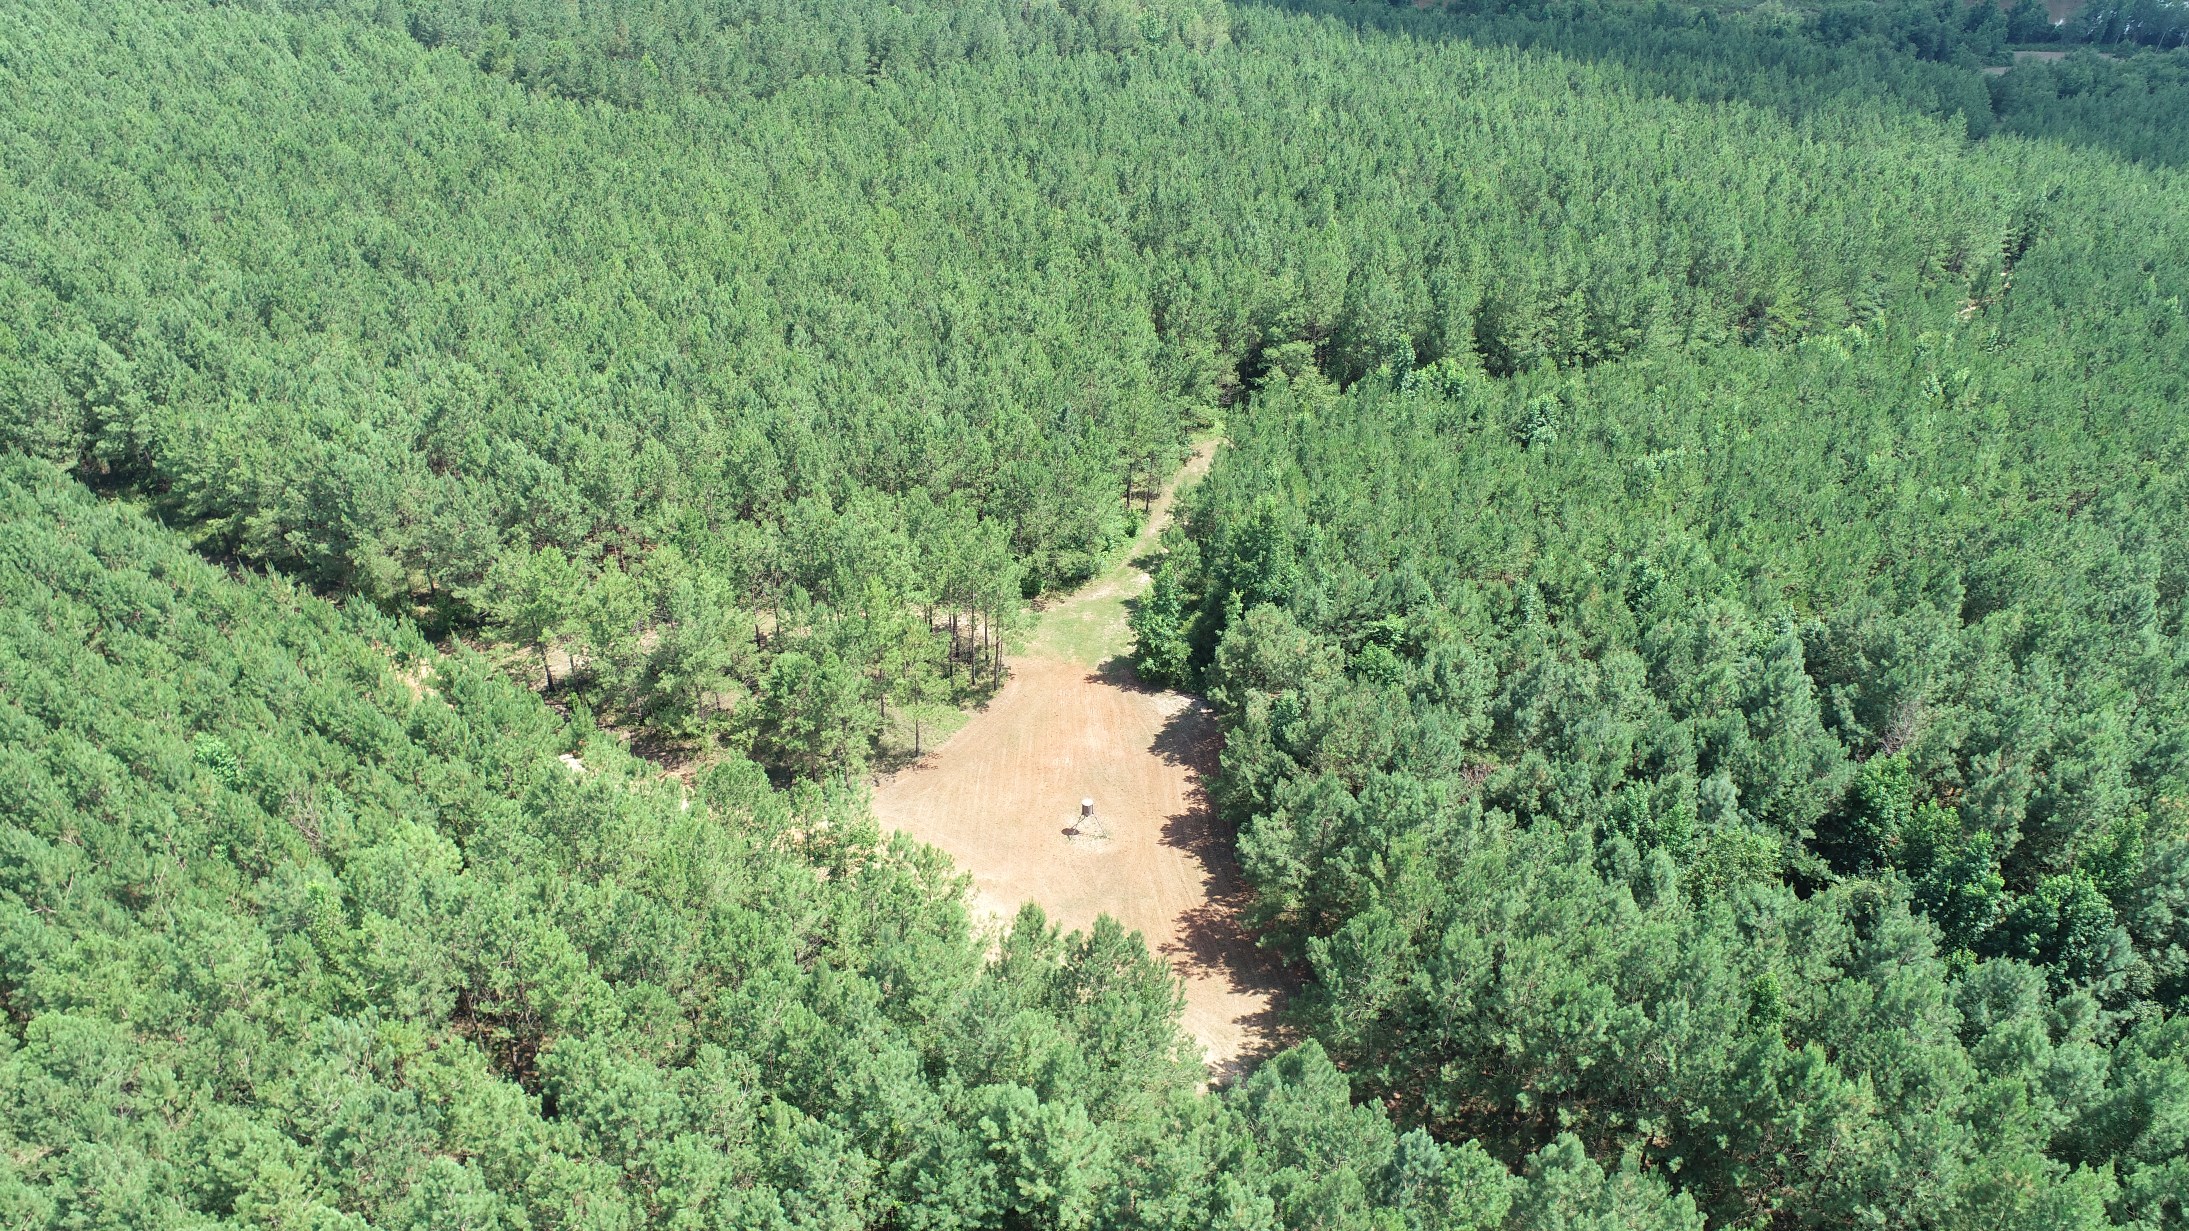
[871,443,1291,1078]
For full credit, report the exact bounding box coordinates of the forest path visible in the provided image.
[872,440,1290,1079]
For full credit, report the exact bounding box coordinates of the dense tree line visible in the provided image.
[1,0,2041,777]
[295,0,1235,105]
[1988,49,2189,167]
[1133,82,2189,1225]
[0,455,1718,1228]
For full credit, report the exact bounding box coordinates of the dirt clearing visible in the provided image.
[871,442,1290,1078]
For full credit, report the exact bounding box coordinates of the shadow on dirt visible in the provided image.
[1149,699,1300,1082]
[1088,653,1162,693]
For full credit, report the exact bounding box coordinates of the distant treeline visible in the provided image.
[1273,0,2189,165]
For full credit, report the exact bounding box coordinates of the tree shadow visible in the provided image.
[1089,653,1159,692]
[1148,694,1219,769]
[870,741,936,777]
[622,726,701,779]
[1145,694,1302,1081]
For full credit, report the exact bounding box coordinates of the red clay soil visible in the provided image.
[871,446,1291,1079]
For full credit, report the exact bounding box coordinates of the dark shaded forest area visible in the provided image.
[2,0,2186,1225]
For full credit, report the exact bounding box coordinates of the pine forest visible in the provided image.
[1,0,2186,1225]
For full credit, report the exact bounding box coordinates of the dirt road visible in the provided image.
[871,442,1289,1077]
